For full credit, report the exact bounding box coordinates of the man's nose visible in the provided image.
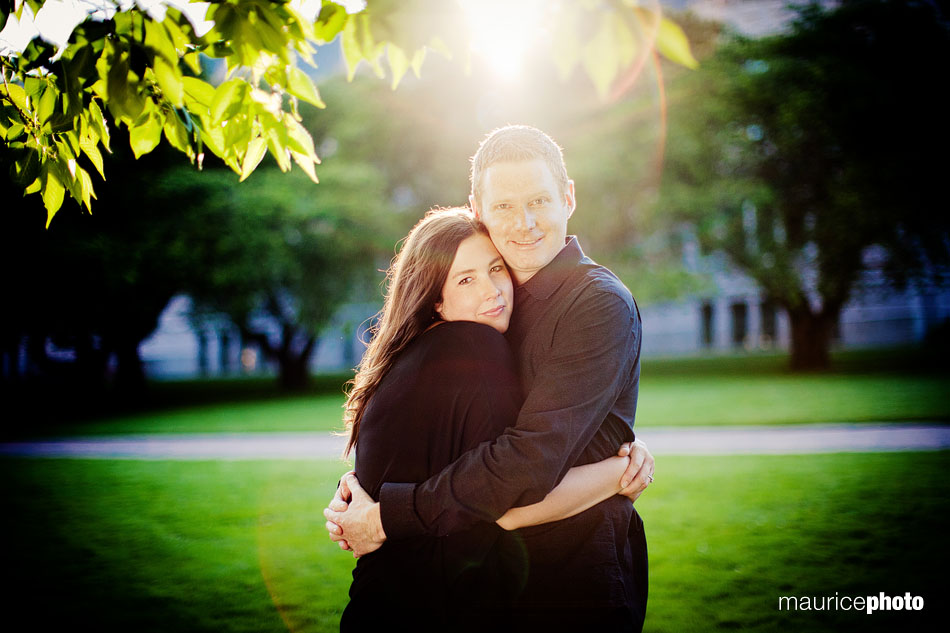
[513,206,536,230]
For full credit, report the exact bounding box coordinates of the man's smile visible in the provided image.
[511,236,544,248]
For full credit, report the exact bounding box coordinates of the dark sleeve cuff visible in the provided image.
[379,482,426,540]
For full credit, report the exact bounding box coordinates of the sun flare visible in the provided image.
[458,0,548,81]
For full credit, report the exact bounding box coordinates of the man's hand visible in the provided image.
[616,438,655,503]
[323,472,387,558]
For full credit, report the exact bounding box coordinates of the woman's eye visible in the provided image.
[459,277,472,285]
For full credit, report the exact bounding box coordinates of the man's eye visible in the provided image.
[490,265,504,273]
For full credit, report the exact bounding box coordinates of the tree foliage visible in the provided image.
[1,0,697,227]
[181,162,396,389]
[662,0,950,369]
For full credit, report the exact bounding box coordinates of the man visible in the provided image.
[325,125,654,631]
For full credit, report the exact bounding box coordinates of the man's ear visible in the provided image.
[469,194,481,220]
[565,180,576,218]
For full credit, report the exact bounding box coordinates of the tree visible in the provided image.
[1,149,395,394]
[180,161,396,389]
[1,0,697,226]
[1,132,218,394]
[661,0,950,370]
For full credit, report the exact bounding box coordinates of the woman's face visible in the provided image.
[436,233,514,333]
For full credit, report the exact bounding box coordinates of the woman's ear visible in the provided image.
[434,300,443,320]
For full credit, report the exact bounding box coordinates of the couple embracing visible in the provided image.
[324,125,655,632]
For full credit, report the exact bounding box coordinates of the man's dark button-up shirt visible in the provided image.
[380,236,643,608]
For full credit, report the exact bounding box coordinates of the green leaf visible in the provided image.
[1,82,30,116]
[583,13,622,99]
[77,165,95,211]
[25,174,42,195]
[163,111,192,156]
[286,67,324,108]
[129,112,163,158]
[80,134,105,179]
[199,122,226,161]
[210,78,248,124]
[59,54,85,119]
[410,47,426,78]
[182,77,216,112]
[655,15,698,70]
[386,44,409,90]
[50,151,81,204]
[62,130,81,157]
[152,56,184,106]
[5,123,25,141]
[183,51,202,75]
[36,84,58,126]
[162,14,191,52]
[315,2,348,43]
[341,16,364,81]
[264,124,291,172]
[24,76,45,98]
[88,100,110,151]
[290,150,319,184]
[341,14,385,80]
[144,18,178,64]
[283,116,317,159]
[10,148,40,186]
[105,51,145,122]
[41,163,66,226]
[240,136,267,182]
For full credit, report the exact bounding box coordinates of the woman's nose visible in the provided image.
[482,279,502,299]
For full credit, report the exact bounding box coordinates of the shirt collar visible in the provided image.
[516,236,584,301]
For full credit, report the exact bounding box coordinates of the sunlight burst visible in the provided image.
[458,0,547,81]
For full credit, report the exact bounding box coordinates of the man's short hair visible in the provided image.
[470,125,570,207]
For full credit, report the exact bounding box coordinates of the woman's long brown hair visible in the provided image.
[343,207,489,458]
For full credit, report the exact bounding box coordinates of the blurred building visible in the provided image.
[139,296,375,379]
[638,241,950,357]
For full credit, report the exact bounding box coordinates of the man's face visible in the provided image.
[472,159,575,285]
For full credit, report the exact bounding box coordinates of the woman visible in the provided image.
[340,207,630,632]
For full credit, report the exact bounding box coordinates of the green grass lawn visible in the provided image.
[638,373,950,426]
[21,372,948,438]
[36,394,349,436]
[3,452,947,632]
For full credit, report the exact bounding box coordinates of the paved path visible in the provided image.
[1,423,948,460]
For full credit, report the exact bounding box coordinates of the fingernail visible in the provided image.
[621,478,630,488]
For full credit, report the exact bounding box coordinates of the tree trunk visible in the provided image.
[786,305,837,371]
[242,324,317,391]
[276,335,317,391]
[277,353,310,390]
[114,338,146,396]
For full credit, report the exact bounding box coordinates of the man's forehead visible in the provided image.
[479,159,559,194]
